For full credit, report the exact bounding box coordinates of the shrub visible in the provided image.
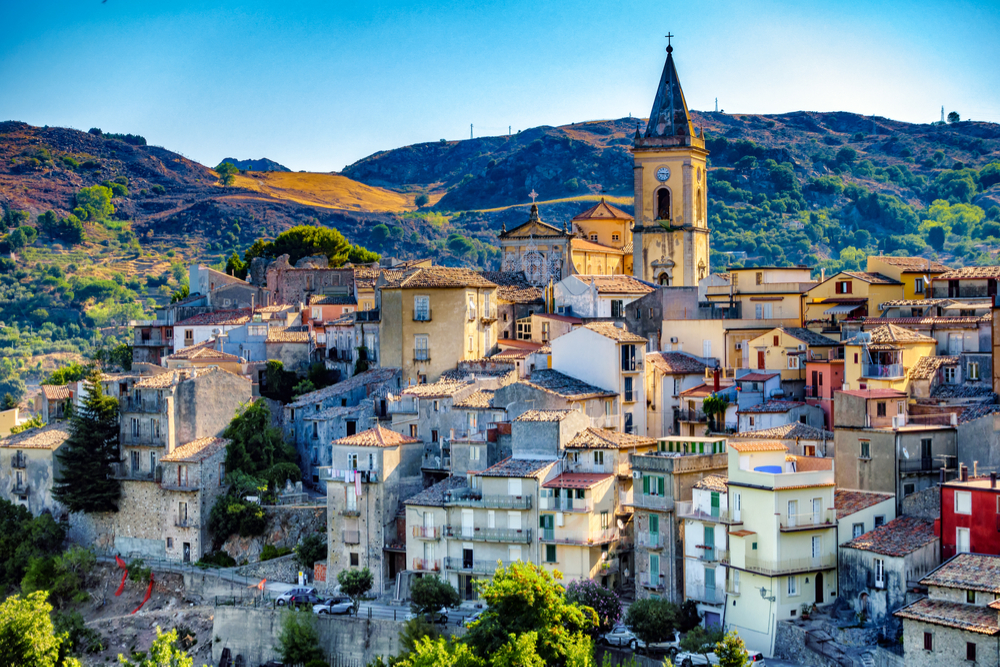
[295,534,327,569]
[151,184,166,195]
[260,544,293,561]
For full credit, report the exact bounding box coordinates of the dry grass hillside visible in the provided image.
[234,171,419,212]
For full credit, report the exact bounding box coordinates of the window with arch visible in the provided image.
[658,273,670,286]
[656,189,671,221]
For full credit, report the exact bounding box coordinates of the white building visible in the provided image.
[554,275,654,319]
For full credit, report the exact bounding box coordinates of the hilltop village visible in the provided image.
[5,46,1000,667]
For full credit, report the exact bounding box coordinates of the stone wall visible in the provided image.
[212,606,403,665]
[901,485,940,522]
[902,616,998,667]
[235,553,303,583]
[222,505,326,563]
[773,621,841,667]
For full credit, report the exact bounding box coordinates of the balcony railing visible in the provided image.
[443,557,514,574]
[134,334,170,347]
[444,526,533,543]
[598,556,620,575]
[413,310,432,322]
[539,496,591,513]
[640,572,666,590]
[161,480,199,492]
[412,526,441,540]
[696,546,720,562]
[676,408,709,423]
[122,398,165,413]
[779,509,836,532]
[120,433,165,447]
[899,458,938,474]
[414,349,430,361]
[388,398,419,414]
[725,552,836,576]
[589,414,620,429]
[629,494,675,512]
[174,516,192,528]
[686,584,726,605]
[421,452,451,470]
[638,532,664,550]
[11,453,26,469]
[676,501,741,524]
[862,364,904,379]
[412,558,440,572]
[449,494,532,510]
[110,462,161,481]
[343,530,360,544]
[539,527,618,546]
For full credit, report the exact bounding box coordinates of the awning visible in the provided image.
[824,304,863,315]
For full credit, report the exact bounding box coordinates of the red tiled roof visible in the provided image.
[646,352,710,375]
[583,322,647,343]
[834,489,894,519]
[921,553,1000,593]
[40,384,71,401]
[894,598,1000,635]
[332,425,420,448]
[571,198,633,221]
[740,400,806,414]
[836,389,907,399]
[542,473,613,489]
[174,309,252,327]
[843,516,937,557]
[161,437,229,463]
[871,256,950,272]
[737,373,778,383]
[728,441,787,453]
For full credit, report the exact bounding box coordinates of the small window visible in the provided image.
[967,642,976,661]
[923,632,932,652]
[969,362,980,381]
[167,537,173,549]
[860,441,871,459]
[612,233,620,242]
[409,425,418,438]
[967,590,976,604]
[944,367,957,384]
[752,542,757,550]
[545,544,557,563]
[350,553,360,567]
[589,233,598,242]
[787,576,798,596]
[874,515,886,528]
[852,523,864,539]
[956,490,972,515]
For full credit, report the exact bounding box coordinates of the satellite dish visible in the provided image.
[617,519,625,530]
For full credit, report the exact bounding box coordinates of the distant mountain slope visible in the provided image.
[220,157,290,172]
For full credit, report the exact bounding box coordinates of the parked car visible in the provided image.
[313,595,353,615]
[464,609,486,627]
[275,587,316,606]
[675,649,765,667]
[598,625,641,651]
[644,630,682,658]
[280,591,323,609]
[437,601,487,625]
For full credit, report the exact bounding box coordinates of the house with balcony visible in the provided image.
[841,324,938,393]
[159,436,229,563]
[306,293,357,324]
[162,340,244,375]
[804,355,844,429]
[512,312,582,346]
[802,271,904,326]
[283,367,401,485]
[930,265,1000,300]
[722,441,837,656]
[737,400,825,433]
[645,352,711,438]
[378,266,499,386]
[449,390,507,477]
[539,473,619,585]
[0,422,71,517]
[895,553,1000,667]
[493,369,618,426]
[553,275,654,320]
[550,322,648,434]
[676,379,738,436]
[678,474,730,628]
[324,425,423,593]
[731,422,834,458]
[866,256,950,301]
[743,328,841,400]
[839,515,938,636]
[478,271,545,342]
[631,444,728,603]
[938,469,1000,561]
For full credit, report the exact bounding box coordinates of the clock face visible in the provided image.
[656,167,671,182]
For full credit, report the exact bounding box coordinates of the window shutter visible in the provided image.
[658,476,665,496]
[642,475,649,494]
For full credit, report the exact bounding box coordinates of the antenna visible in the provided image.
[715,98,718,113]
[941,106,945,124]
[470,124,473,140]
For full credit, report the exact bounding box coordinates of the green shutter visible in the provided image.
[650,514,659,535]
[650,554,659,576]
[658,476,665,497]
[643,475,649,495]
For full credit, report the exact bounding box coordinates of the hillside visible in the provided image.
[220,156,290,172]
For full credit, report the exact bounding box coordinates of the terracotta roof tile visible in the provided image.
[894,598,1000,635]
[736,423,833,441]
[844,516,937,557]
[860,316,988,326]
[922,553,1000,593]
[520,369,616,400]
[736,373,779,383]
[840,271,902,285]
[879,298,951,308]
[476,457,555,478]
[478,271,544,304]
[404,475,469,507]
[957,403,1000,424]
[0,422,71,450]
[174,309,253,327]
[583,321,647,343]
[728,441,788,453]
[266,327,310,344]
[834,489,894,519]
[453,390,495,409]
[776,327,840,347]
[785,455,834,471]
[286,367,399,409]
[909,355,960,381]
[515,409,578,422]
[571,198,633,221]
[872,256,950,272]
[577,275,655,295]
[693,474,729,493]
[740,400,806,414]
[307,294,357,305]
[937,266,1000,280]
[40,384,71,401]
[401,380,470,398]
[842,323,937,346]
[543,472,613,489]
[565,427,656,450]
[645,352,710,375]
[332,425,420,448]
[165,340,242,362]
[161,437,228,463]
[382,267,497,289]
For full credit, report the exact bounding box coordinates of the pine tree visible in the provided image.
[52,375,121,513]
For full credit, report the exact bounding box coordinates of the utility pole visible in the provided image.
[509,125,511,137]
[941,106,945,123]
[715,98,718,113]
[470,124,473,140]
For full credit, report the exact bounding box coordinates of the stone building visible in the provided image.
[265,327,311,373]
[0,422,71,517]
[497,205,573,285]
[645,351,711,438]
[324,425,423,594]
[895,553,1000,666]
[162,340,244,375]
[159,436,230,562]
[840,515,938,636]
[36,384,73,422]
[265,255,356,307]
[492,369,618,424]
[479,271,544,342]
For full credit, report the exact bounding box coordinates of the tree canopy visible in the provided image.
[222,400,299,490]
[410,575,461,617]
[0,591,80,667]
[52,376,121,513]
[242,225,379,267]
[564,578,622,633]
[215,162,239,187]
[624,597,678,645]
[337,568,374,613]
[74,186,114,222]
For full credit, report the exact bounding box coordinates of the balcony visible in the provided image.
[340,507,361,517]
[676,408,708,423]
[638,532,664,550]
[161,480,199,492]
[779,509,836,532]
[539,527,618,546]
[696,546,721,563]
[862,363,904,379]
[122,398,165,413]
[412,558,440,572]
[686,584,726,605]
[899,458,938,474]
[629,493,674,512]
[323,468,379,483]
[445,526,533,543]
[13,482,29,498]
[134,334,170,347]
[449,494,532,510]
[174,516,192,528]
[343,530,360,545]
[120,433,165,447]
[421,452,451,471]
[539,496,590,513]
[413,349,431,362]
[110,462,161,482]
[725,552,836,576]
[388,397,419,415]
[443,557,514,574]
[413,310,432,322]
[589,414,620,429]
[676,501,741,525]
[11,453,26,469]
[570,461,630,478]
[412,526,441,540]
[640,572,665,590]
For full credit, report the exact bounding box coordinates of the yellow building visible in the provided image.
[744,327,840,382]
[866,256,950,301]
[539,472,619,583]
[498,205,574,285]
[631,44,709,287]
[801,271,904,327]
[569,199,634,276]
[378,267,499,385]
[723,441,837,655]
[841,324,937,393]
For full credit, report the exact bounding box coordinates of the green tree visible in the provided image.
[624,598,677,646]
[1,393,16,410]
[7,227,28,251]
[400,616,442,654]
[21,546,96,609]
[714,629,749,667]
[75,185,115,222]
[0,359,26,404]
[680,625,725,663]
[52,375,122,513]
[170,284,190,303]
[118,627,191,667]
[398,636,483,667]
[980,162,1000,190]
[208,471,267,542]
[464,561,596,667]
[225,251,248,279]
[702,395,729,432]
[0,591,79,667]
[222,401,298,489]
[276,610,324,666]
[295,533,327,570]
[338,568,374,613]
[947,111,961,123]
[43,363,90,386]
[835,147,857,164]
[0,502,65,592]
[371,224,392,247]
[927,224,946,251]
[410,575,461,618]
[675,599,702,633]
[0,208,29,232]
[415,194,430,208]
[215,162,240,187]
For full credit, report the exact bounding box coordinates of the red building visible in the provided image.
[804,358,844,429]
[938,468,1000,560]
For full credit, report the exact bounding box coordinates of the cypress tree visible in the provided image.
[52,375,121,513]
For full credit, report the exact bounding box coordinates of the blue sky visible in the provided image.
[2,0,998,172]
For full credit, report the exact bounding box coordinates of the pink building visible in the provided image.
[805,358,844,429]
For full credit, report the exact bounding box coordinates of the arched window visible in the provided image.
[659,273,670,286]
[656,189,671,221]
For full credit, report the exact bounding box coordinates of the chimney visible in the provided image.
[940,468,946,484]
[713,368,721,393]
[961,464,969,482]
[991,473,997,489]
[974,461,978,477]
[820,268,825,282]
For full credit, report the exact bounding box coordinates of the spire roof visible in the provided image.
[644,45,694,140]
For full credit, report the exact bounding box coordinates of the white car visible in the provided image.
[599,625,642,651]
[644,630,682,658]
[313,595,353,615]
[675,649,766,667]
[464,609,486,627]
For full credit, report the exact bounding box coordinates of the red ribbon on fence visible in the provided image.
[131,572,154,614]
[114,554,129,596]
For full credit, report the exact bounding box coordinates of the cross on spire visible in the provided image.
[665,32,674,53]
[529,189,538,204]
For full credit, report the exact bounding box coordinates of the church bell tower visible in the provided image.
[631,39,710,287]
